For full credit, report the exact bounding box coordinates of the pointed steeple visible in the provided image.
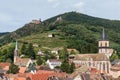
[14,40,19,63]
[102,28,106,40]
[15,41,18,51]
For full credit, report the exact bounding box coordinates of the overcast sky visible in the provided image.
[0,0,120,32]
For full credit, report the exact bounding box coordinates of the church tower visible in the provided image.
[98,28,110,54]
[14,41,19,63]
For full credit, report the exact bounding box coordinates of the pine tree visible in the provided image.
[21,43,27,55]
[6,46,14,62]
[44,50,50,61]
[27,43,36,59]
[59,47,69,61]
[60,60,70,73]
[36,56,43,65]
[69,62,75,73]
[7,64,19,74]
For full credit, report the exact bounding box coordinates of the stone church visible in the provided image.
[14,41,34,67]
[98,28,114,58]
[72,28,114,74]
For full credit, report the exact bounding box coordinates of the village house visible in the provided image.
[37,50,45,56]
[46,59,62,69]
[0,63,10,74]
[33,43,39,47]
[51,48,59,54]
[48,34,54,38]
[110,60,120,78]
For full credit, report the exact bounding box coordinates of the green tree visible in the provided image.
[110,53,119,62]
[49,53,56,59]
[27,43,36,59]
[21,43,27,55]
[6,46,14,62]
[36,56,43,65]
[60,60,70,73]
[44,50,50,61]
[1,49,7,62]
[7,64,19,74]
[59,48,69,61]
[69,62,75,73]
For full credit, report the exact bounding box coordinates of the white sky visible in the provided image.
[0,0,120,32]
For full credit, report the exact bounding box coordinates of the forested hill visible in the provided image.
[0,12,120,52]
[0,32,9,37]
[45,12,120,32]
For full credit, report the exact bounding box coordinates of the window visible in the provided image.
[103,62,105,70]
[105,42,107,47]
[101,43,102,47]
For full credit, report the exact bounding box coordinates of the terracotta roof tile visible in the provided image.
[14,77,26,80]
[3,66,9,71]
[19,67,27,73]
[0,62,10,68]
[27,70,67,80]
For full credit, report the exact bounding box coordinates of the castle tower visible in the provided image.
[98,28,110,54]
[14,41,19,63]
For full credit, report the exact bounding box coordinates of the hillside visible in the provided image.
[0,32,9,37]
[0,12,120,53]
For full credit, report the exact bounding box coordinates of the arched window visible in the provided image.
[101,43,102,47]
[89,62,91,67]
[105,42,107,47]
[103,62,105,71]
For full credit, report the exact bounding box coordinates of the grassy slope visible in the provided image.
[18,31,68,48]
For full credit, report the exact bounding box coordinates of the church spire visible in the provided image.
[15,41,18,51]
[102,28,106,40]
[14,40,19,63]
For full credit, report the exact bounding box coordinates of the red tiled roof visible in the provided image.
[5,73,32,79]
[19,67,27,73]
[36,70,54,74]
[14,77,26,80]
[3,66,9,71]
[0,62,10,68]
[27,70,67,80]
